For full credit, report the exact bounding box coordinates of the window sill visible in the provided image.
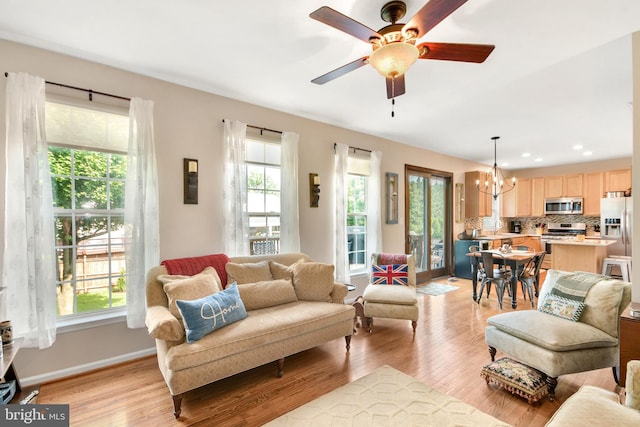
[56,309,127,334]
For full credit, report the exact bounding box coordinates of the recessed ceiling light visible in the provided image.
[522,152,531,158]
[573,144,583,150]
[583,151,592,156]
[534,157,543,162]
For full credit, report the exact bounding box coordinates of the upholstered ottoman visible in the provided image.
[481,357,548,404]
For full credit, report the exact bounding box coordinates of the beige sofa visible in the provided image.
[145,252,355,418]
[485,269,631,400]
[546,360,640,426]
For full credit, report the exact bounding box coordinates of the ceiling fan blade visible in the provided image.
[311,57,369,85]
[418,42,495,63]
[310,6,382,43]
[404,0,468,38]
[386,75,406,99]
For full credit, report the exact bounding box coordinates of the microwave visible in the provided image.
[544,197,583,215]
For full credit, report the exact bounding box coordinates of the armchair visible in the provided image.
[485,269,631,400]
[362,253,418,333]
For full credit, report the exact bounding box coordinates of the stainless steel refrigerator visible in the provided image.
[600,196,632,256]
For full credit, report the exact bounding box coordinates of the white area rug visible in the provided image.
[416,282,460,296]
[265,365,510,426]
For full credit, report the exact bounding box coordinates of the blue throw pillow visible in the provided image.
[176,283,248,343]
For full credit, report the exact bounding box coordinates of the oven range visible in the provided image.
[540,223,587,241]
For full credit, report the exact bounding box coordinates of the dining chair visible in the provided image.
[518,251,546,307]
[477,251,512,310]
[469,245,484,284]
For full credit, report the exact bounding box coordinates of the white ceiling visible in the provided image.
[1,0,638,169]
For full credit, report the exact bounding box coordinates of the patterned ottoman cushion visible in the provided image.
[481,357,548,404]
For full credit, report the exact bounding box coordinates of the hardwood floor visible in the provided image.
[38,277,618,426]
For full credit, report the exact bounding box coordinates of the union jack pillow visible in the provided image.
[371,264,409,286]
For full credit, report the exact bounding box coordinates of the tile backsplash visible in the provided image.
[465,215,601,234]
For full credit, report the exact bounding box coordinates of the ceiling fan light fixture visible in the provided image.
[369,42,419,78]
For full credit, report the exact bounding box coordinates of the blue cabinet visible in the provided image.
[454,240,480,279]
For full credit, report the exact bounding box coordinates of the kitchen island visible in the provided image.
[547,239,615,273]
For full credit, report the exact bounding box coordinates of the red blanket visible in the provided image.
[161,253,230,287]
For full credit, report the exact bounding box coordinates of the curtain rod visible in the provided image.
[333,143,372,154]
[4,72,131,102]
[221,119,282,135]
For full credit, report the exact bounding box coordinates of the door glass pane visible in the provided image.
[430,176,446,270]
[408,174,428,273]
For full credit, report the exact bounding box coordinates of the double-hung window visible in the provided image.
[246,137,281,255]
[46,100,129,318]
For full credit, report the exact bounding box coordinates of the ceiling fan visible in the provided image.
[310,0,495,100]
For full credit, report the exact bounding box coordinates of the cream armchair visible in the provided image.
[362,253,418,333]
[485,269,631,400]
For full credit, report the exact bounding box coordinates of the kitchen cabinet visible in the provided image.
[604,169,631,193]
[544,174,583,198]
[501,183,516,217]
[583,172,604,216]
[548,241,610,273]
[531,178,545,216]
[512,236,542,251]
[465,171,493,217]
[515,178,532,216]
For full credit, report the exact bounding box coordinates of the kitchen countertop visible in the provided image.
[472,233,541,241]
[545,239,615,246]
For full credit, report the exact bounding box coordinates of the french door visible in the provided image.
[405,165,453,283]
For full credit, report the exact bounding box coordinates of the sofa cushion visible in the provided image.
[159,267,222,323]
[165,301,355,371]
[292,262,335,302]
[226,260,273,284]
[363,283,417,305]
[538,293,585,322]
[487,310,618,352]
[269,259,304,280]
[176,283,248,343]
[237,278,298,311]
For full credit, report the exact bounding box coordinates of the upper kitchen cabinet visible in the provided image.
[604,169,631,193]
[544,174,583,198]
[531,177,545,216]
[584,172,604,216]
[465,171,493,217]
[501,178,532,217]
[515,178,532,216]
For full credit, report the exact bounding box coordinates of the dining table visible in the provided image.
[466,249,538,309]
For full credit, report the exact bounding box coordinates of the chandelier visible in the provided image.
[476,136,516,200]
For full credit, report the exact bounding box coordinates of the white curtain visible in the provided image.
[367,150,383,266]
[280,131,300,253]
[223,120,249,256]
[124,98,160,329]
[2,72,57,348]
[333,143,349,283]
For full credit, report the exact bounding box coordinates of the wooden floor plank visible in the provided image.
[37,277,617,426]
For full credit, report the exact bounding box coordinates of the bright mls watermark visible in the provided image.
[1,405,69,426]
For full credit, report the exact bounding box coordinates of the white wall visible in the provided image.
[0,38,487,383]
[633,31,640,303]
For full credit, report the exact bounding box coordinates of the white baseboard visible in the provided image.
[20,347,157,387]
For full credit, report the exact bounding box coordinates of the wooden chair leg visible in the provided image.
[172,394,183,419]
[411,320,417,333]
[344,335,351,352]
